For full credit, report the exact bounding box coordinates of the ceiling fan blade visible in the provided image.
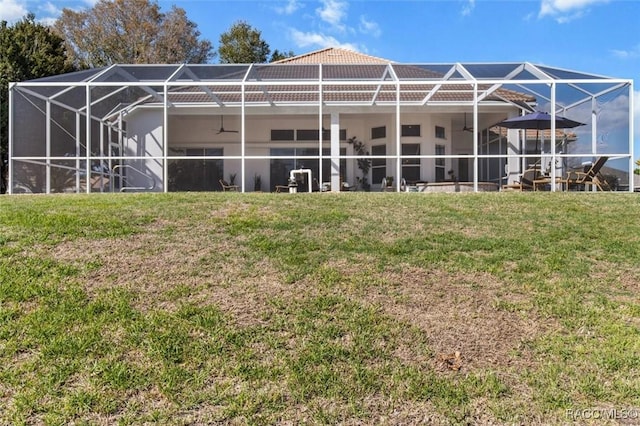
[216,116,238,133]
[462,113,474,132]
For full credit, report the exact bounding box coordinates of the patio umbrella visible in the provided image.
[497,111,584,130]
[496,111,585,157]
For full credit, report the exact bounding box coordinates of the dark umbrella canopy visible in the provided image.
[497,111,585,130]
[497,112,585,165]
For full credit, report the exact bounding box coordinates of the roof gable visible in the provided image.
[274,47,392,65]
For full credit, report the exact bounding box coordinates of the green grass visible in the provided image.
[1,192,639,424]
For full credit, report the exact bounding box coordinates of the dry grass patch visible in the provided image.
[46,221,293,326]
[345,266,547,371]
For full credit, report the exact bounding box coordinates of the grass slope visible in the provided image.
[0,192,639,425]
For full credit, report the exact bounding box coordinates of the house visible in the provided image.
[7,47,634,193]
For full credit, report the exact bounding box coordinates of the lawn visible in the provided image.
[1,192,639,425]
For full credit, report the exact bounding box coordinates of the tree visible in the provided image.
[54,0,213,68]
[270,49,296,62]
[218,21,271,64]
[0,14,73,193]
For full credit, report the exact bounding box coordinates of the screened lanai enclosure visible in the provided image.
[8,55,634,194]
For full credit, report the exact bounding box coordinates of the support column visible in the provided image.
[241,85,246,193]
[395,82,401,191]
[505,111,521,186]
[629,85,635,192]
[591,97,598,192]
[46,100,51,193]
[330,112,340,192]
[592,97,598,158]
[473,84,478,192]
[76,112,81,193]
[499,129,504,188]
[85,85,91,194]
[318,65,324,188]
[396,81,402,192]
[550,83,557,192]
[99,121,105,192]
[163,84,169,193]
[107,121,114,192]
[7,84,14,194]
[117,112,124,192]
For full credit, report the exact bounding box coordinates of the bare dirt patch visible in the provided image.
[588,262,640,302]
[352,266,550,372]
[44,220,291,326]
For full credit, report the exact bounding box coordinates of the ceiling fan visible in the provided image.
[462,113,474,133]
[216,116,238,134]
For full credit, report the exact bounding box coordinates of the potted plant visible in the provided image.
[385,176,394,187]
[229,173,237,185]
[347,136,371,191]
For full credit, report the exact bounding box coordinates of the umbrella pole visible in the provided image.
[533,129,542,179]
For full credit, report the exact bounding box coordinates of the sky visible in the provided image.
[1,0,639,156]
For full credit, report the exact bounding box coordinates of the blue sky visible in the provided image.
[2,0,639,156]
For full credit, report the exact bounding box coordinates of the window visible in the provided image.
[168,148,223,191]
[270,148,296,189]
[435,144,446,182]
[401,124,420,137]
[371,126,386,139]
[321,128,347,141]
[435,126,446,139]
[371,144,386,185]
[402,144,421,183]
[288,129,347,141]
[297,129,322,141]
[271,129,295,141]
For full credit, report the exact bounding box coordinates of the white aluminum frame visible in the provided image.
[8,62,634,194]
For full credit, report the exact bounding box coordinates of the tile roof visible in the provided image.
[274,47,392,64]
[161,47,535,106]
[270,47,534,103]
[167,82,534,105]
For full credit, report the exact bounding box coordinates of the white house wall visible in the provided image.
[123,109,164,192]
[126,109,465,190]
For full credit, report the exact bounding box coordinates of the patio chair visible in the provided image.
[501,168,538,191]
[219,179,239,191]
[565,156,610,191]
[381,177,395,192]
[275,184,290,193]
[341,181,355,191]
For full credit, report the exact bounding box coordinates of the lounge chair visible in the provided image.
[565,157,610,191]
[219,179,239,191]
[533,175,567,191]
[501,168,538,191]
